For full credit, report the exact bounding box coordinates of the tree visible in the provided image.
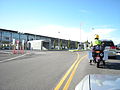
[53,40,57,49]
[84,40,90,47]
[75,42,78,49]
[60,40,63,50]
[67,40,70,49]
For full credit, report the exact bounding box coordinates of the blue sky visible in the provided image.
[0,0,120,44]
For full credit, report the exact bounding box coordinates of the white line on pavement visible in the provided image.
[0,51,12,54]
[0,53,29,63]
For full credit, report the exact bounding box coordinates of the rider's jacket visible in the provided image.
[91,39,102,46]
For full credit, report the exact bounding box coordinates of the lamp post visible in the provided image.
[58,32,60,50]
[79,23,82,49]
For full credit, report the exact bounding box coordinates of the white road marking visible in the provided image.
[0,51,12,54]
[33,52,46,54]
[0,53,29,63]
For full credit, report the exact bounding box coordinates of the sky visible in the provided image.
[0,0,120,44]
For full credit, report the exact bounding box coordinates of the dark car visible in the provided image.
[101,40,116,57]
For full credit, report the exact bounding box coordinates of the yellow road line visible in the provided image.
[63,55,87,90]
[54,52,80,90]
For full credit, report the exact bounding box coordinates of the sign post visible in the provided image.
[16,40,19,54]
[12,39,16,54]
[21,40,25,54]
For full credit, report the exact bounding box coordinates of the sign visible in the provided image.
[16,40,19,44]
[22,40,25,46]
[12,39,15,45]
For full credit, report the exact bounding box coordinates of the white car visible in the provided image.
[75,74,120,90]
[101,40,116,58]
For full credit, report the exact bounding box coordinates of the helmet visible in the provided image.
[94,34,99,39]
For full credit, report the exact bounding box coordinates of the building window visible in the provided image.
[27,35,35,41]
[20,34,27,42]
[2,31,11,41]
[12,33,19,40]
[0,32,2,41]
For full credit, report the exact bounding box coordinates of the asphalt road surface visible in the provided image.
[0,51,120,90]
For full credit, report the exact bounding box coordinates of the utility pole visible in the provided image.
[80,23,82,43]
[58,32,60,50]
[79,23,83,49]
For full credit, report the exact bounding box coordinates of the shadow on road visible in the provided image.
[105,62,120,70]
[115,55,120,60]
[108,55,120,60]
[104,55,120,70]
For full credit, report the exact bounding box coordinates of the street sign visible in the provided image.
[22,40,25,46]
[12,39,15,45]
[16,40,19,44]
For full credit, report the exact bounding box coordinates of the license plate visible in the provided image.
[96,57,100,59]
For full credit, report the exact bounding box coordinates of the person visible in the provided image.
[90,34,102,64]
[91,34,101,46]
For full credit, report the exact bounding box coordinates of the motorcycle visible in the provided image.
[92,45,105,68]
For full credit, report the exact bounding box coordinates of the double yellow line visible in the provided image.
[54,52,87,90]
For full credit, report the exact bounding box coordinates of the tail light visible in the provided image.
[95,51,100,53]
[110,46,116,49]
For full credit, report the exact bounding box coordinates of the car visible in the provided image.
[116,44,120,50]
[101,40,116,58]
[75,74,120,90]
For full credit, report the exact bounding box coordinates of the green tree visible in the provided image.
[0,44,2,49]
[67,40,70,49]
[84,40,90,47]
[60,40,63,50]
[53,40,57,49]
[75,42,78,49]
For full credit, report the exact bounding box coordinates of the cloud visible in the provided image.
[20,25,118,44]
[91,28,116,35]
[37,25,81,41]
[93,25,112,28]
[22,25,85,41]
[88,28,118,44]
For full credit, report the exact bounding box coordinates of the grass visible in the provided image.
[68,49,81,52]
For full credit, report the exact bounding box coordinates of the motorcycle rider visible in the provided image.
[90,34,102,64]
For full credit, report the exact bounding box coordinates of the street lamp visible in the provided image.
[58,32,60,50]
[79,23,83,49]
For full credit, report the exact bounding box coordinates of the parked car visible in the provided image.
[75,74,120,90]
[101,40,116,58]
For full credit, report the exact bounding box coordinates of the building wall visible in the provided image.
[0,31,2,42]
[12,33,19,41]
[0,29,78,50]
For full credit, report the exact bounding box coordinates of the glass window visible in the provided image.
[12,33,19,40]
[102,41,114,46]
[0,31,2,41]
[36,35,41,40]
[2,31,11,41]
[41,36,47,40]
[27,35,35,41]
[20,34,27,42]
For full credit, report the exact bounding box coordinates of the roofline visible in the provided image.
[0,28,18,33]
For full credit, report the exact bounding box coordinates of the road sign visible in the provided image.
[16,40,19,44]
[22,40,25,46]
[12,39,15,45]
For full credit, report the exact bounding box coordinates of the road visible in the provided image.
[0,51,120,90]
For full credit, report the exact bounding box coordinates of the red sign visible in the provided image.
[16,40,19,44]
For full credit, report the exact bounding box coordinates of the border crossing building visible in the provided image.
[0,28,79,50]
